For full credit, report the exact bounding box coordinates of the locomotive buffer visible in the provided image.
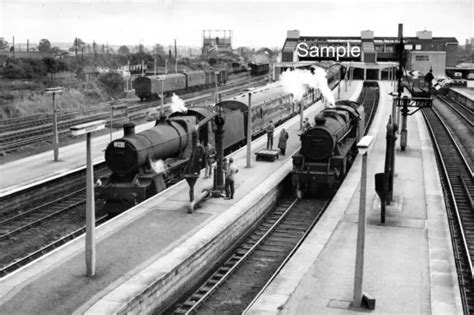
[255,149,280,162]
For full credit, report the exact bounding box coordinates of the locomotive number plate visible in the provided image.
[114,142,125,148]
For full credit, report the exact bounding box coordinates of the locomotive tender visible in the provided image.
[291,100,365,197]
[100,64,344,214]
[133,69,229,101]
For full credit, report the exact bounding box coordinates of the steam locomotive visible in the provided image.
[133,69,229,101]
[99,65,344,214]
[291,100,365,198]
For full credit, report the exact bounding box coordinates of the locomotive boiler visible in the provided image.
[291,100,365,197]
[100,108,216,214]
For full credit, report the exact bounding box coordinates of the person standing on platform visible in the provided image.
[222,157,228,195]
[225,157,238,199]
[278,128,289,155]
[303,117,311,131]
[266,120,275,150]
[204,142,216,179]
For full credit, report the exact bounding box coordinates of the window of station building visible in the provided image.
[415,44,422,50]
[404,44,413,50]
[415,55,429,61]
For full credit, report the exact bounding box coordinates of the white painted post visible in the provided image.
[246,92,252,168]
[353,135,374,307]
[70,120,106,277]
[46,87,63,162]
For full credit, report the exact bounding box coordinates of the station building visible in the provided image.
[278,29,458,79]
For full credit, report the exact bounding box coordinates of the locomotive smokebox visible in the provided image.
[123,123,136,137]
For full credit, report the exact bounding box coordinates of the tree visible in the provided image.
[98,72,124,96]
[72,38,85,55]
[0,37,8,50]
[118,45,130,55]
[38,39,51,53]
[138,44,145,54]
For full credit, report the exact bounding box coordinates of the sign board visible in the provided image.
[70,120,106,136]
[45,87,64,94]
[111,105,129,128]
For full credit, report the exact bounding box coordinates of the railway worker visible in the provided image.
[222,157,228,190]
[204,142,216,179]
[303,117,311,131]
[266,120,275,150]
[278,128,289,155]
[225,157,238,199]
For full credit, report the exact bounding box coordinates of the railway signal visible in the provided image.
[70,120,106,277]
[46,87,63,161]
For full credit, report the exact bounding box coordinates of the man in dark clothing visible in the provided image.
[266,120,275,150]
[225,157,238,199]
[278,128,289,155]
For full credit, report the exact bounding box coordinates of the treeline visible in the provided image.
[0,51,182,80]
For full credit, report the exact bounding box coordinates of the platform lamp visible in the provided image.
[46,87,63,161]
[70,120,106,277]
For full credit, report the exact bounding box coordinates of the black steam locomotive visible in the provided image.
[291,100,365,198]
[99,65,344,214]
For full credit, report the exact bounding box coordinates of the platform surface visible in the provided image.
[0,81,362,314]
[246,81,462,314]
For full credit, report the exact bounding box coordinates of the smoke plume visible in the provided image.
[149,158,167,174]
[170,93,187,113]
[280,66,335,108]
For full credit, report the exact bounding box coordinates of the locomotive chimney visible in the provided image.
[315,113,326,125]
[123,123,136,137]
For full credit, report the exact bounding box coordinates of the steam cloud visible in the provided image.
[149,159,167,174]
[280,66,335,108]
[170,93,187,113]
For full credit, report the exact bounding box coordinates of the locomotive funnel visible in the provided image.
[123,123,136,137]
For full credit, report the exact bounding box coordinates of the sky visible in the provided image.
[0,0,472,49]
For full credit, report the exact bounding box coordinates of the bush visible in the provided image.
[97,72,124,96]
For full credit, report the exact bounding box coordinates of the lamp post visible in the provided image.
[70,120,106,277]
[246,92,252,168]
[46,87,63,162]
[353,135,375,309]
[215,71,219,104]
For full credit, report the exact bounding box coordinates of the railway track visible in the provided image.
[437,95,474,127]
[422,107,474,313]
[0,215,108,277]
[357,81,380,134]
[0,163,110,277]
[0,75,267,153]
[164,80,379,314]
[167,197,330,314]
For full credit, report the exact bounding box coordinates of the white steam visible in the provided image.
[280,66,335,108]
[149,158,167,174]
[170,93,187,113]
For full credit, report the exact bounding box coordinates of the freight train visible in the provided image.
[291,100,365,198]
[99,64,344,214]
[133,69,229,101]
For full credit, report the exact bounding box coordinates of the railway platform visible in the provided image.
[245,82,463,314]
[0,81,362,314]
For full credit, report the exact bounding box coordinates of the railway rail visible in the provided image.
[422,107,474,313]
[437,95,474,127]
[0,75,267,153]
[167,197,329,315]
[0,163,110,277]
[165,81,380,314]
